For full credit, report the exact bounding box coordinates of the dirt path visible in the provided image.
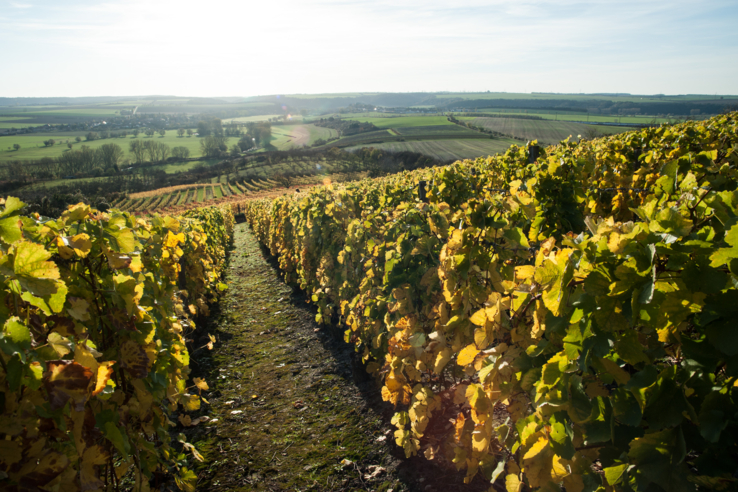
[182,224,486,491]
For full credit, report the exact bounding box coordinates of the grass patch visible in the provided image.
[0,130,239,163]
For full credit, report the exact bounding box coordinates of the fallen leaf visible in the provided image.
[364,465,386,480]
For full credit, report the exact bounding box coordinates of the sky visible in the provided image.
[1,0,737,97]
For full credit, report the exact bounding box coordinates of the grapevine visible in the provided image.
[244,113,738,491]
[0,201,233,491]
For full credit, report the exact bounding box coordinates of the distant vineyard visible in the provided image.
[113,172,367,215]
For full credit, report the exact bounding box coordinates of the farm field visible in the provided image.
[223,114,290,124]
[232,157,359,181]
[343,115,455,128]
[0,130,240,162]
[428,91,738,103]
[135,101,275,114]
[0,107,127,118]
[345,137,519,161]
[147,158,220,174]
[15,175,110,191]
[268,124,338,150]
[467,117,635,143]
[455,110,676,124]
[317,112,436,120]
[0,117,37,129]
[393,124,479,136]
[323,129,493,151]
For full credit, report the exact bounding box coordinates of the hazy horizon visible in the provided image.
[2,90,738,101]
[2,0,737,98]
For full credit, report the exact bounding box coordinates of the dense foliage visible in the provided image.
[0,201,233,491]
[244,113,738,491]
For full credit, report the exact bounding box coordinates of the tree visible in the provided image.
[197,121,210,137]
[67,143,73,149]
[200,135,228,158]
[186,129,193,137]
[132,129,140,137]
[159,143,170,161]
[44,139,56,147]
[75,136,82,143]
[12,144,20,151]
[158,129,166,137]
[177,128,185,137]
[211,118,223,136]
[86,132,98,141]
[238,136,253,151]
[143,140,157,162]
[145,129,155,137]
[230,144,241,156]
[172,146,191,159]
[58,145,97,174]
[96,143,125,169]
[129,140,147,164]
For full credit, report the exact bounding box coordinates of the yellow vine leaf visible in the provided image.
[43,360,93,411]
[13,240,60,296]
[61,202,91,223]
[119,340,150,378]
[66,297,91,321]
[505,474,522,492]
[106,250,132,270]
[67,234,92,257]
[458,344,481,366]
[80,445,109,491]
[92,362,115,396]
[469,308,487,326]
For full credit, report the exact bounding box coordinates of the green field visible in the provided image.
[467,117,634,144]
[0,108,126,118]
[223,115,301,124]
[341,115,455,128]
[147,159,221,174]
[268,124,338,150]
[393,125,478,136]
[0,130,240,163]
[0,117,36,129]
[346,138,520,161]
[15,175,110,191]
